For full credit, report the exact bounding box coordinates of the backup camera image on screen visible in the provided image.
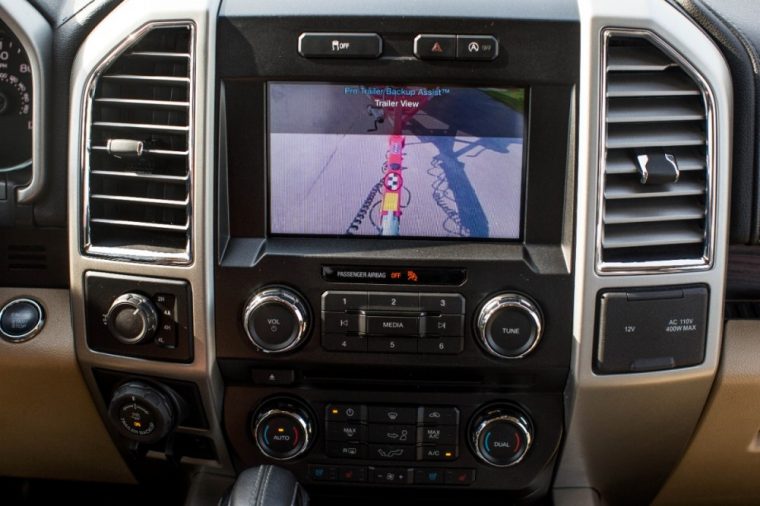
[268,82,525,239]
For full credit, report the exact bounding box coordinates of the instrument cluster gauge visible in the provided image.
[0,27,32,173]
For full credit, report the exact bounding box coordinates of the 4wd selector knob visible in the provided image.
[476,293,543,359]
[253,399,314,461]
[471,406,533,467]
[106,293,159,344]
[242,287,309,353]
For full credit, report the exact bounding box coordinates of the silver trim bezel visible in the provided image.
[80,21,195,265]
[595,28,717,275]
[0,0,50,203]
[0,297,45,343]
[472,413,533,468]
[253,409,312,461]
[242,288,310,354]
[476,294,543,359]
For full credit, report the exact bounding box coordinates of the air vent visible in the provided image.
[83,24,194,263]
[598,31,713,273]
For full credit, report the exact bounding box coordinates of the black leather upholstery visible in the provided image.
[224,466,309,506]
[673,0,760,244]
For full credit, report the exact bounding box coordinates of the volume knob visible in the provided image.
[242,287,310,353]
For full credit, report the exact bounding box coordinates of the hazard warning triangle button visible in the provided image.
[414,34,457,60]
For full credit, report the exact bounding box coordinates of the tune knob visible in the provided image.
[242,287,310,353]
[471,406,533,467]
[253,399,314,461]
[107,381,179,444]
[105,293,159,344]
[476,293,543,359]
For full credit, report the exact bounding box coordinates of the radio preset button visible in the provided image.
[368,292,420,310]
[322,291,368,311]
[419,337,462,355]
[298,33,382,59]
[420,293,464,314]
[367,337,418,354]
[323,334,368,352]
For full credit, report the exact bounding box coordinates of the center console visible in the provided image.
[213,4,578,500]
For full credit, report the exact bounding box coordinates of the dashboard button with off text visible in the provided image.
[457,35,498,60]
[298,33,382,58]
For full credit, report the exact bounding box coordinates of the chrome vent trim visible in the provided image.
[82,22,195,264]
[596,29,716,274]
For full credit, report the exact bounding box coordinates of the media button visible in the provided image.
[366,315,420,336]
[298,33,382,59]
[456,35,499,61]
[414,34,457,60]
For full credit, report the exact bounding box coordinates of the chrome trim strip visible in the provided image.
[69,0,231,476]
[595,28,716,275]
[81,21,195,265]
[0,0,50,203]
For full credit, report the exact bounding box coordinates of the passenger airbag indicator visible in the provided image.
[322,265,466,285]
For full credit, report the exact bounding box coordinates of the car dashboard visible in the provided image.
[0,0,759,505]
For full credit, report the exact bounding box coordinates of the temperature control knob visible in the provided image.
[476,294,543,359]
[105,293,159,344]
[253,399,314,461]
[242,287,309,353]
[471,405,533,467]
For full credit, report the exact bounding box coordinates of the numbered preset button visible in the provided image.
[368,292,420,310]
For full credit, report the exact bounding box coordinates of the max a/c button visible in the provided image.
[298,33,382,58]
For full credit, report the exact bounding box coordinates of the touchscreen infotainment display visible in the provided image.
[268,82,526,239]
